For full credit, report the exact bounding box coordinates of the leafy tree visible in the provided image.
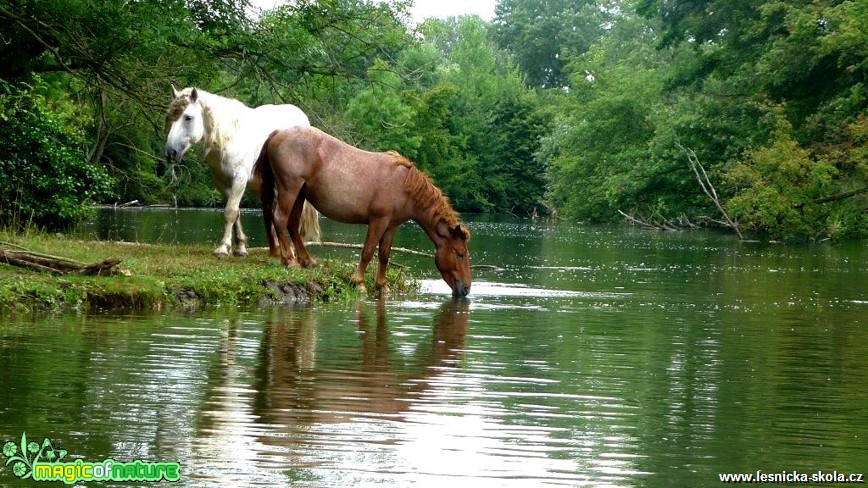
[0,0,417,209]
[540,4,676,222]
[480,94,551,215]
[0,79,114,229]
[725,114,839,239]
[346,59,421,157]
[408,83,462,179]
[419,16,533,212]
[491,0,607,88]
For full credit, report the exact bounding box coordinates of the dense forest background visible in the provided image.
[0,0,865,240]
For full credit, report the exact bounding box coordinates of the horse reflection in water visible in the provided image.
[256,300,469,425]
[190,300,469,485]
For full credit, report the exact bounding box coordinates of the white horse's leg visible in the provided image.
[215,183,245,257]
[214,207,235,257]
[233,217,248,257]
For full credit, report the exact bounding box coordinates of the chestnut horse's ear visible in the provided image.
[171,84,180,99]
[190,88,198,103]
[450,224,470,240]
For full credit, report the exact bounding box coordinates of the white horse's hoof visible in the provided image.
[233,248,249,257]
[213,246,231,257]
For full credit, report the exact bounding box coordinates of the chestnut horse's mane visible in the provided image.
[388,152,466,237]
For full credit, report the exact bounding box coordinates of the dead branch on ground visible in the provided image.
[0,247,127,276]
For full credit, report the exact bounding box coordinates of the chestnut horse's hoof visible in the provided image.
[301,258,317,269]
[281,257,300,268]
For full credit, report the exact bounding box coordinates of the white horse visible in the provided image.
[164,86,321,257]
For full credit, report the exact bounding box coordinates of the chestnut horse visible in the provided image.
[256,127,471,297]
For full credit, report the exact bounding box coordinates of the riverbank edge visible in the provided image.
[0,233,418,314]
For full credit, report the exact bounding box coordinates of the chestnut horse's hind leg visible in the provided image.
[375,225,398,294]
[258,185,280,258]
[353,218,390,293]
[272,179,303,267]
[253,157,281,258]
[287,185,316,268]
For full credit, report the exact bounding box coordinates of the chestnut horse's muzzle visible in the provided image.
[453,280,471,298]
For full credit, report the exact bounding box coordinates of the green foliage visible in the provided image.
[480,94,551,214]
[346,59,422,157]
[537,0,867,239]
[725,117,839,239]
[491,0,606,88]
[416,16,538,213]
[633,0,868,239]
[725,114,868,240]
[0,79,113,229]
[541,9,677,222]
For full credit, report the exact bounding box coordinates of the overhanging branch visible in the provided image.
[675,140,744,240]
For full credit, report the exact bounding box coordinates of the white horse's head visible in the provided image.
[164,86,206,163]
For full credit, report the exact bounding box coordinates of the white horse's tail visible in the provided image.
[299,201,321,243]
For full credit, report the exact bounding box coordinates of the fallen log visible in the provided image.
[252,241,434,257]
[306,241,433,257]
[0,248,126,276]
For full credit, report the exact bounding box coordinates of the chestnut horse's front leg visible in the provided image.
[353,218,389,293]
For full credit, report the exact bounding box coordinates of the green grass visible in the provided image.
[0,230,418,313]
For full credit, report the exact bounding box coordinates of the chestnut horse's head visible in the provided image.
[434,223,472,297]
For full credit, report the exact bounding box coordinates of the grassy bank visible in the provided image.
[0,230,417,313]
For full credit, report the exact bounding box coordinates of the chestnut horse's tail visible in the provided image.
[255,131,278,254]
[256,130,322,244]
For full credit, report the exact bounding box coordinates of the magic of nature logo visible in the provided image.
[2,432,180,484]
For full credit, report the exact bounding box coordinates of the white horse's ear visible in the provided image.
[172,84,180,99]
[190,88,198,103]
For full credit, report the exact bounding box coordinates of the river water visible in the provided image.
[0,209,865,487]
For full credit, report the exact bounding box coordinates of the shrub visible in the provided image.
[0,79,114,229]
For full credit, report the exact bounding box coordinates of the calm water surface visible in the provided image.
[0,209,866,487]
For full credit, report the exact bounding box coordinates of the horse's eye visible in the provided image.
[183,115,194,122]
[456,251,465,259]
